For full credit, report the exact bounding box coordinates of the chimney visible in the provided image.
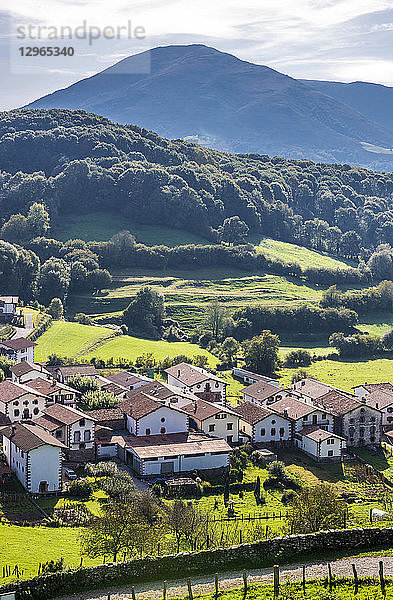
[177,369,181,378]
[10,425,16,438]
[194,401,197,414]
[283,409,288,418]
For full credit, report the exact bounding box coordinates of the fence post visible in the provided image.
[243,570,248,593]
[328,563,333,591]
[187,578,193,600]
[163,580,167,600]
[379,561,385,597]
[273,565,279,598]
[107,593,111,600]
[131,586,136,600]
[215,573,219,598]
[352,564,358,595]
[302,565,306,592]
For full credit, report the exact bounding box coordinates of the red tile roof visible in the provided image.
[0,338,36,350]
[0,422,66,451]
[241,381,280,402]
[299,425,345,441]
[232,401,277,425]
[42,403,95,425]
[268,396,317,420]
[317,390,362,416]
[181,398,223,421]
[165,362,226,386]
[126,432,231,459]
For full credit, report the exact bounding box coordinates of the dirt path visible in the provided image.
[55,554,393,600]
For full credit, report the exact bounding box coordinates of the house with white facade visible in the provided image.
[0,338,36,364]
[268,395,334,433]
[10,362,51,385]
[0,380,48,422]
[24,377,78,407]
[121,391,189,437]
[233,401,292,444]
[353,382,393,399]
[241,380,283,405]
[0,297,20,321]
[165,362,227,404]
[294,426,346,461]
[0,422,65,493]
[106,371,152,391]
[181,398,240,444]
[34,403,96,457]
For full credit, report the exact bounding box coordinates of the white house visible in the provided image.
[353,382,393,399]
[121,391,189,437]
[0,380,48,422]
[232,367,279,387]
[10,362,51,385]
[294,426,346,461]
[124,432,231,476]
[34,404,96,455]
[233,401,292,444]
[106,371,152,391]
[165,362,227,404]
[241,380,282,405]
[0,297,19,317]
[0,422,65,493]
[25,377,78,407]
[181,398,240,444]
[363,389,393,426]
[268,395,334,433]
[0,338,36,364]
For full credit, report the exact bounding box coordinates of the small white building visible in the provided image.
[0,338,36,364]
[10,362,51,385]
[181,398,240,444]
[233,401,292,444]
[232,367,279,387]
[0,380,48,422]
[121,391,189,437]
[124,432,231,476]
[353,382,393,399]
[0,297,19,316]
[165,362,227,404]
[0,422,65,493]
[34,404,96,454]
[295,426,346,461]
[241,380,282,405]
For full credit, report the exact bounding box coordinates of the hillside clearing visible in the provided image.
[254,237,355,270]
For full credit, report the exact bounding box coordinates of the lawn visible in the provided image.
[34,321,115,362]
[278,357,393,392]
[51,212,209,246]
[253,237,355,270]
[0,524,101,582]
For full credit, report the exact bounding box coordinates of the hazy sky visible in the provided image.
[1,0,393,110]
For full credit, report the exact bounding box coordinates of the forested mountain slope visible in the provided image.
[23,44,393,171]
[1,108,393,258]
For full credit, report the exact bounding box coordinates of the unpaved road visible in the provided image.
[55,554,393,600]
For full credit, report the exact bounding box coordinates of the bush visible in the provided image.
[85,461,118,477]
[68,480,93,498]
[281,490,296,504]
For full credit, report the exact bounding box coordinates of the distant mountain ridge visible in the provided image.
[24,44,393,170]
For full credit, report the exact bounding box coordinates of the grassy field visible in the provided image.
[68,266,335,330]
[52,212,209,246]
[254,237,355,270]
[34,320,217,365]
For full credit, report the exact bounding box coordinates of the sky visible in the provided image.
[1,0,393,110]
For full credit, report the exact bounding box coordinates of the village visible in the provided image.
[0,296,391,496]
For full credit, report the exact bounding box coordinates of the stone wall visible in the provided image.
[3,527,393,600]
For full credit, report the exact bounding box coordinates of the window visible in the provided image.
[84,430,91,441]
[79,418,85,427]
[370,416,376,422]
[161,417,166,423]
[227,422,233,430]
[196,384,201,389]
[209,424,215,432]
[328,450,334,457]
[13,401,19,406]
[302,415,308,421]
[160,427,166,434]
[272,419,276,424]
[279,428,285,437]
[74,431,81,443]
[55,430,63,439]
[388,407,393,413]
[33,408,39,415]
[32,400,38,405]
[349,418,355,424]
[271,428,276,436]
[360,407,365,413]
[23,400,29,406]
[21,451,24,458]
[14,409,19,417]
[322,413,327,419]
[226,435,233,443]
[145,428,151,435]
[260,428,266,436]
[360,427,365,438]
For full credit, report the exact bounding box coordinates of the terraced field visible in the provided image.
[69,267,332,330]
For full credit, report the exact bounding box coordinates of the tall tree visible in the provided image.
[123,286,165,339]
[218,216,249,245]
[242,331,280,374]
